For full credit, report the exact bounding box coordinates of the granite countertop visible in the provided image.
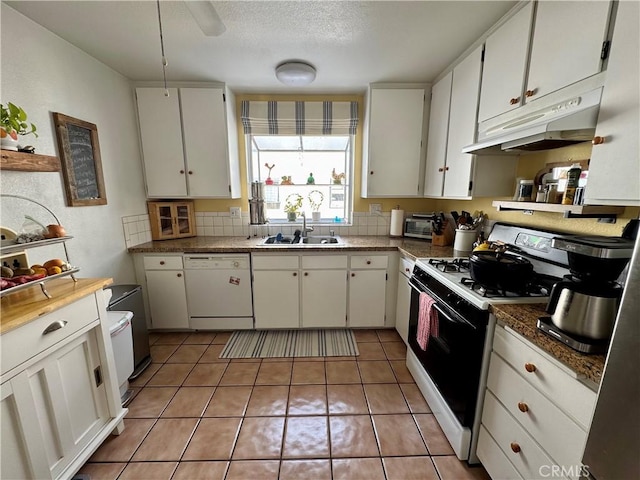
[128,235,455,260]
[491,303,606,386]
[0,277,113,334]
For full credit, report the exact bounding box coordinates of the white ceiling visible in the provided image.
[5,0,517,93]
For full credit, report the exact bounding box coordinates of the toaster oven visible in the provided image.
[404,213,436,240]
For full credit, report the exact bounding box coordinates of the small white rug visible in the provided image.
[220,329,359,358]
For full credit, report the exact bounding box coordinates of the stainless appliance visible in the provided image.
[407,223,572,463]
[105,284,151,379]
[184,254,253,330]
[249,181,267,225]
[582,235,640,479]
[538,235,633,353]
[404,213,436,239]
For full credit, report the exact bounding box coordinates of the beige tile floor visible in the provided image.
[79,329,490,480]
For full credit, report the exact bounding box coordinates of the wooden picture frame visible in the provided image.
[52,112,107,206]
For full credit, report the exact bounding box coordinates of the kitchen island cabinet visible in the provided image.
[361,85,428,197]
[135,86,240,199]
[584,0,640,207]
[0,278,127,480]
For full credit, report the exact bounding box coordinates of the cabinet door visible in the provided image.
[527,1,611,102]
[585,0,640,206]
[253,270,300,329]
[365,88,425,197]
[349,270,386,328]
[478,2,533,122]
[174,203,196,238]
[148,202,177,240]
[1,380,47,479]
[145,270,189,329]
[395,271,411,344]
[135,88,187,197]
[180,88,231,198]
[424,72,452,197]
[301,270,347,328]
[443,45,483,198]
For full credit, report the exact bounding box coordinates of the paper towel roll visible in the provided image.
[390,209,405,237]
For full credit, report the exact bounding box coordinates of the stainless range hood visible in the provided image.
[463,87,602,155]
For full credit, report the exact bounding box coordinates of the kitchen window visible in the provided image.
[241,100,359,224]
[247,135,353,222]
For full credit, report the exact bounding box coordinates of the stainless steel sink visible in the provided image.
[260,235,342,245]
[300,236,342,244]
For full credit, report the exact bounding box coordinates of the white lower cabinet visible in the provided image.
[141,255,189,330]
[1,289,126,480]
[253,255,300,329]
[477,326,597,480]
[252,252,395,329]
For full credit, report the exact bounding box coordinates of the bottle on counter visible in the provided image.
[562,163,582,205]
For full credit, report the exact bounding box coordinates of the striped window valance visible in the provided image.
[241,101,358,135]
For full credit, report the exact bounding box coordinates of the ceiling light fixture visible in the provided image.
[275,61,317,86]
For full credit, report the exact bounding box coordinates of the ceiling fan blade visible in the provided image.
[185,1,226,36]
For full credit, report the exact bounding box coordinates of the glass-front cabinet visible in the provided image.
[147,201,196,240]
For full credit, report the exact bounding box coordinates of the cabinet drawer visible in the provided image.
[482,391,560,480]
[350,255,388,269]
[143,255,184,270]
[477,426,524,480]
[252,255,299,270]
[302,255,347,269]
[1,294,99,377]
[493,326,596,428]
[487,352,588,472]
[399,256,415,276]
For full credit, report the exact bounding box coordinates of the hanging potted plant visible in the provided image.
[284,193,303,222]
[307,190,324,222]
[1,102,38,151]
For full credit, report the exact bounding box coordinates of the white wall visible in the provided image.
[1,4,147,283]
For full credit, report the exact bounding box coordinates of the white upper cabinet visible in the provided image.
[526,1,612,102]
[478,2,534,123]
[362,86,428,197]
[478,1,612,124]
[423,72,452,197]
[136,86,241,199]
[584,0,640,206]
[424,47,517,199]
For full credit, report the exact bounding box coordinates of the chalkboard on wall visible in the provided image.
[52,112,107,207]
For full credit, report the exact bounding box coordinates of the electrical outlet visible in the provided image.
[230,207,241,218]
[369,203,382,214]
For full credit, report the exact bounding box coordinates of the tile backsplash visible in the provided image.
[123,211,396,247]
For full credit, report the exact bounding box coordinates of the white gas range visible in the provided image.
[405,223,572,464]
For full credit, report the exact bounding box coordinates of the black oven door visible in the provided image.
[408,277,488,428]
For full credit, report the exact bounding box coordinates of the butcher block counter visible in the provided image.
[0,277,113,335]
[491,302,606,386]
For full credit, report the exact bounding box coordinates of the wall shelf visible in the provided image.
[492,200,625,219]
[0,149,60,172]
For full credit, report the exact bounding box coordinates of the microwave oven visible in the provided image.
[404,213,436,240]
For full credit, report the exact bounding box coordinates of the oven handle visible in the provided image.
[409,279,477,330]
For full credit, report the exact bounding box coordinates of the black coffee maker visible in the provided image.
[540,235,634,353]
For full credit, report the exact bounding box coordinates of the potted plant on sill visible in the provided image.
[1,102,38,151]
[284,193,303,222]
[307,190,324,222]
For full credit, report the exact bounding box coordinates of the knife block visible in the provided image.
[431,221,454,246]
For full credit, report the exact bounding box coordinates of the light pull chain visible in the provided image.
[156,0,169,97]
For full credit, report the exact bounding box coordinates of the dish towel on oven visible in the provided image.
[417,292,439,350]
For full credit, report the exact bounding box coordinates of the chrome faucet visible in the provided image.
[301,212,314,238]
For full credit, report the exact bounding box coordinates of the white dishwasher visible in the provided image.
[184,254,254,330]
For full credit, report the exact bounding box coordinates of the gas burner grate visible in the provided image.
[459,277,551,298]
[429,258,470,273]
